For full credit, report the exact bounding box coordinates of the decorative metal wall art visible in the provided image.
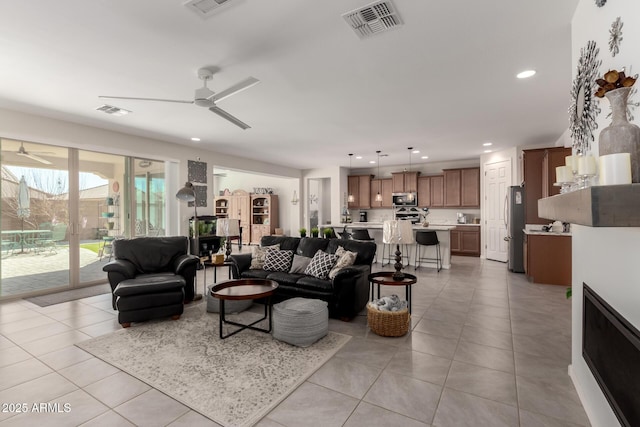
[609,17,623,57]
[595,0,606,7]
[569,40,602,154]
[187,160,207,184]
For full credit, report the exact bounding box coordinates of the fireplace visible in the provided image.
[583,284,640,427]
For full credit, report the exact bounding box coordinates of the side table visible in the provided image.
[368,272,417,313]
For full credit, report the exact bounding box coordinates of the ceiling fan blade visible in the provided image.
[16,151,52,165]
[210,77,260,103]
[209,106,251,130]
[98,95,193,104]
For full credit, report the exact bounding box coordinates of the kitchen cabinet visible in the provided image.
[450,226,480,257]
[250,195,279,244]
[417,176,431,207]
[524,232,571,285]
[348,175,372,209]
[443,167,480,208]
[370,178,393,208]
[523,147,571,224]
[392,171,418,193]
[430,175,444,207]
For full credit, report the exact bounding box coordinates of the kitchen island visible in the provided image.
[320,222,456,269]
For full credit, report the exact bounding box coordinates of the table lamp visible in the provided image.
[383,220,414,280]
[216,218,240,260]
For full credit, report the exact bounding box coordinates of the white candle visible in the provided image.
[598,153,632,185]
[555,165,569,183]
[578,155,597,175]
[565,155,577,172]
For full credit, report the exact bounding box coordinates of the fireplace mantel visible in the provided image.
[538,184,640,227]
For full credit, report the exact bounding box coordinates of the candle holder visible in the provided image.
[576,173,596,189]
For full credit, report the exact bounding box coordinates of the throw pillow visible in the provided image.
[304,250,338,280]
[250,244,280,269]
[289,254,312,274]
[264,249,294,272]
[328,246,358,280]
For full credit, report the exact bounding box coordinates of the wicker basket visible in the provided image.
[367,302,410,337]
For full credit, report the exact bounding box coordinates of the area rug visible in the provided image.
[25,283,111,307]
[77,304,350,427]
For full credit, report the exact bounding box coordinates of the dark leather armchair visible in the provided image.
[103,236,199,327]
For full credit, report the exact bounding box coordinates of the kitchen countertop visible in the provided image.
[323,222,456,231]
[523,229,572,237]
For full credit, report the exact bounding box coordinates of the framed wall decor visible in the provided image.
[188,160,207,184]
[569,40,602,154]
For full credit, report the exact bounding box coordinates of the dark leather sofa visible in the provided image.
[229,236,376,319]
[103,237,200,326]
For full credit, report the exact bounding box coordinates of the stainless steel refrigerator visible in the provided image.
[506,186,525,273]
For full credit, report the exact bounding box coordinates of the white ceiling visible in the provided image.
[0,0,579,170]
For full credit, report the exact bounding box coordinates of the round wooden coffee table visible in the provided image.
[211,279,279,339]
[368,272,418,313]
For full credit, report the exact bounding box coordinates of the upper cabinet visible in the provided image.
[524,147,571,224]
[391,172,419,193]
[370,178,393,208]
[443,167,480,208]
[348,175,373,209]
[418,175,444,207]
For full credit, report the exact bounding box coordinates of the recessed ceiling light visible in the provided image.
[484,150,493,153]
[191,137,201,142]
[483,142,492,147]
[412,150,420,154]
[356,156,362,159]
[421,156,429,159]
[517,70,536,79]
[369,160,376,164]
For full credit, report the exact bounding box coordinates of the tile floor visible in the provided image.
[0,256,589,426]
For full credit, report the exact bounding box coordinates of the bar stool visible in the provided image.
[381,220,414,267]
[351,228,376,262]
[414,231,442,272]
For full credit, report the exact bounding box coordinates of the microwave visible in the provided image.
[392,192,417,206]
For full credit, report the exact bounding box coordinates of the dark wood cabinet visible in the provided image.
[443,167,480,208]
[348,175,372,209]
[430,175,444,207]
[524,233,572,285]
[370,178,393,208]
[523,147,570,224]
[450,225,480,257]
[392,171,419,193]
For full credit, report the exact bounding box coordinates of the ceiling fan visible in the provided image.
[11,142,53,165]
[99,68,260,130]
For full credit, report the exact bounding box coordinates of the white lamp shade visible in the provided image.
[383,220,415,244]
[216,218,240,236]
[398,220,415,244]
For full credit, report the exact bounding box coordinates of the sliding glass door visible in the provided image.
[0,138,166,299]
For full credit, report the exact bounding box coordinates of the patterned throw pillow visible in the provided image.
[250,244,280,269]
[264,249,294,272]
[304,250,338,280]
[289,255,312,274]
[328,246,358,280]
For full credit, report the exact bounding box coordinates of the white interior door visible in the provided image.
[485,159,511,262]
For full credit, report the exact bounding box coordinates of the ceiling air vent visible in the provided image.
[95,105,131,117]
[183,0,233,19]
[342,0,403,39]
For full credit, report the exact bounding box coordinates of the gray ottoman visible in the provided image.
[272,298,329,347]
[206,284,253,314]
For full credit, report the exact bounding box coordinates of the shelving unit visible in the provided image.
[214,197,230,219]
[98,196,119,260]
[250,194,278,244]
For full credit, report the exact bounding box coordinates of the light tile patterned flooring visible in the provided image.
[0,256,589,426]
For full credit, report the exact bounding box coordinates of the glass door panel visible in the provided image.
[0,138,71,297]
[78,150,129,284]
[133,158,165,237]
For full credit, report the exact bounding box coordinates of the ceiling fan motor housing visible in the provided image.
[194,86,214,107]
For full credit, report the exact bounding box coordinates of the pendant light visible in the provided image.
[347,153,355,203]
[407,147,415,202]
[375,150,383,202]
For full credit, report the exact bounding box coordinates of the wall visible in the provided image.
[571,1,640,425]
[302,166,344,229]
[0,108,301,237]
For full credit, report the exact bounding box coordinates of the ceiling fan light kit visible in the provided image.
[99,68,260,129]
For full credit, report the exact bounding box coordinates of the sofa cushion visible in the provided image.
[265,271,305,286]
[250,244,280,269]
[240,269,272,279]
[289,254,312,274]
[328,246,357,280]
[327,239,376,265]
[264,249,294,272]
[297,238,330,258]
[260,236,301,251]
[304,250,338,280]
[296,276,333,291]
